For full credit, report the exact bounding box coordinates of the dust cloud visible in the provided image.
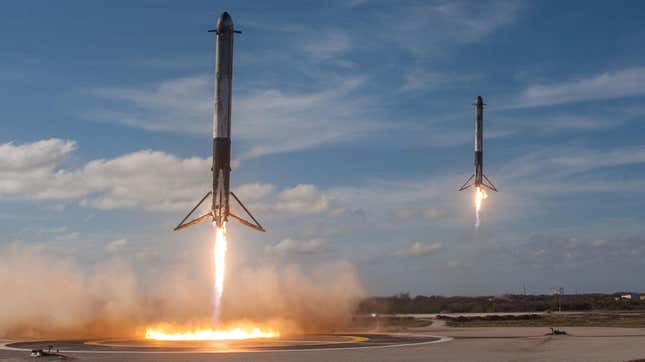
[0,241,365,339]
[221,261,365,333]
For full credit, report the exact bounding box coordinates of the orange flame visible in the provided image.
[145,325,279,341]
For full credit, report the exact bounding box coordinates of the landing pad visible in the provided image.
[4,334,445,353]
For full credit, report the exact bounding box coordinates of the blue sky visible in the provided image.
[1,0,645,296]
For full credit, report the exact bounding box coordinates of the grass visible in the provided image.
[445,312,645,328]
[351,316,433,329]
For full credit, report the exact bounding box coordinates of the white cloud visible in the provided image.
[0,139,76,171]
[345,0,369,7]
[233,183,275,202]
[88,75,211,134]
[509,234,645,268]
[552,147,645,170]
[0,139,210,211]
[77,150,210,211]
[501,145,645,181]
[232,76,383,159]
[229,183,345,219]
[396,242,443,257]
[516,67,645,108]
[401,69,479,92]
[265,238,331,256]
[390,207,448,222]
[274,184,336,215]
[497,111,631,135]
[105,238,127,253]
[88,74,384,160]
[302,30,351,61]
[544,116,618,131]
[380,1,520,57]
[0,140,352,217]
[363,1,520,92]
[55,232,80,242]
[0,139,88,199]
[328,175,457,216]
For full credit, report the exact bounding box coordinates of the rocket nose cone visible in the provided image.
[476,96,483,105]
[217,12,234,32]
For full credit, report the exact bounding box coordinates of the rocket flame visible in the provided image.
[474,186,488,228]
[145,325,279,341]
[214,224,227,325]
[143,223,280,341]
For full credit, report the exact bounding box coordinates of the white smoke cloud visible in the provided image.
[222,261,365,332]
[0,241,365,338]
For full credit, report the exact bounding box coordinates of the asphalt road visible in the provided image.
[2,327,645,361]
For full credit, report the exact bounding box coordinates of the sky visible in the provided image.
[1,0,645,296]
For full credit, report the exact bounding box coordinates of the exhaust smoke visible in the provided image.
[0,240,364,339]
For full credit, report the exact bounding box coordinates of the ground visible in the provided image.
[442,311,645,328]
[2,314,645,361]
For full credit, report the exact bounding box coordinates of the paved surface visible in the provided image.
[2,333,442,353]
[422,325,645,338]
[2,327,645,361]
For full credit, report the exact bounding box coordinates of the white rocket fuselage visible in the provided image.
[459,95,497,192]
[474,95,484,186]
[212,12,235,228]
[173,12,265,233]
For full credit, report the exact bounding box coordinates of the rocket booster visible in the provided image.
[174,12,265,232]
[459,96,497,192]
[212,12,235,228]
[474,96,484,187]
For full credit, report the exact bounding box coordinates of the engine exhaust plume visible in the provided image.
[144,224,280,341]
[214,225,227,326]
[145,324,278,341]
[475,186,488,227]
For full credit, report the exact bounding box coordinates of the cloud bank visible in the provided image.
[265,238,332,256]
[516,67,645,108]
[0,139,343,215]
[88,75,383,159]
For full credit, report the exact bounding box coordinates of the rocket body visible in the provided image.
[173,12,265,233]
[459,96,497,192]
[212,12,235,228]
[474,96,484,187]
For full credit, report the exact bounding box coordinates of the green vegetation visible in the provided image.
[441,312,645,328]
[351,315,433,329]
[357,293,645,314]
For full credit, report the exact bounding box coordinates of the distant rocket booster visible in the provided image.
[459,96,497,192]
[174,12,265,232]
